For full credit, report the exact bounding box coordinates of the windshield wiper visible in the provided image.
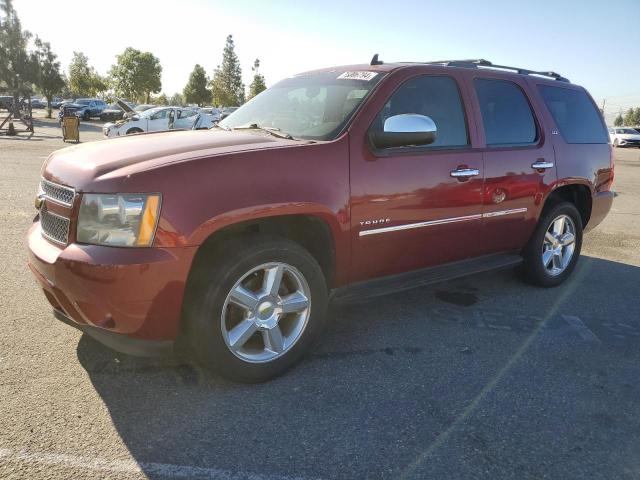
[232,123,295,140]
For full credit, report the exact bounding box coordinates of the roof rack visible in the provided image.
[420,59,570,83]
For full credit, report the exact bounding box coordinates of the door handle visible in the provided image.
[450,168,480,178]
[531,160,554,170]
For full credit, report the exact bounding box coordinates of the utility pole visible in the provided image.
[600,99,606,115]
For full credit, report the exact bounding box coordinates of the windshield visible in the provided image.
[219,70,385,140]
[75,99,91,105]
[617,128,639,134]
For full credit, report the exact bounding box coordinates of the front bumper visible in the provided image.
[27,222,198,355]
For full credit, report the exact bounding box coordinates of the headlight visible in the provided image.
[76,193,161,247]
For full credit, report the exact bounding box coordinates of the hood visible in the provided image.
[618,133,640,140]
[115,98,135,114]
[42,129,300,191]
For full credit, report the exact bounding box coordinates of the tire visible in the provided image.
[185,234,328,382]
[613,139,619,148]
[126,127,143,135]
[83,111,90,121]
[522,201,583,287]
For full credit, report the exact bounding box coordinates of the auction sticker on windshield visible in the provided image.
[337,71,379,81]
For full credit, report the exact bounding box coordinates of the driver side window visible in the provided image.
[373,75,469,148]
[151,109,169,120]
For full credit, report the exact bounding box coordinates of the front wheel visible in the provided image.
[83,111,90,121]
[522,201,583,287]
[185,235,328,382]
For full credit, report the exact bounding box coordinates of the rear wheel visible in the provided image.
[185,235,327,382]
[83,111,90,121]
[522,201,582,287]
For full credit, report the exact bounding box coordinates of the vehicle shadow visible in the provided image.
[77,255,640,479]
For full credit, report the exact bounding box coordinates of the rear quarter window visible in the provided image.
[474,78,538,146]
[538,85,608,144]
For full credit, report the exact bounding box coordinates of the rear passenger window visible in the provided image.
[372,75,468,148]
[474,79,537,146]
[538,86,608,144]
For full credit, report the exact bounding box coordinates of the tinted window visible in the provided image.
[475,79,537,146]
[372,75,468,148]
[538,86,608,144]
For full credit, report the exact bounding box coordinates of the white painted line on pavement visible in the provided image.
[0,447,318,480]
[562,314,602,343]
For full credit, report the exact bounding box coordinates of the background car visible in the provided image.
[220,106,239,120]
[30,97,46,108]
[608,127,640,147]
[103,106,199,137]
[50,97,63,109]
[191,112,220,130]
[99,101,135,121]
[73,98,107,120]
[0,95,13,110]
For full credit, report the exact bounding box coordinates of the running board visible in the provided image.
[331,253,523,303]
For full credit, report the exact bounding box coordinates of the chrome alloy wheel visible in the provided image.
[542,214,576,276]
[221,262,311,363]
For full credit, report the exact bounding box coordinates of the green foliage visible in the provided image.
[248,58,266,100]
[613,113,623,127]
[169,92,184,106]
[183,64,210,106]
[0,0,39,97]
[623,108,636,126]
[634,109,640,127]
[109,47,162,103]
[68,52,105,97]
[154,93,169,105]
[210,35,244,107]
[34,37,65,116]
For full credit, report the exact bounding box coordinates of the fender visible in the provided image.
[185,201,351,286]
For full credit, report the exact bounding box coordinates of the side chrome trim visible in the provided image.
[359,214,482,237]
[359,208,528,237]
[482,207,528,218]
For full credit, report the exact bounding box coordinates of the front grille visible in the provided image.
[40,203,70,245]
[41,178,75,206]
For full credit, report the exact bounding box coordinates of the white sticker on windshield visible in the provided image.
[337,71,378,81]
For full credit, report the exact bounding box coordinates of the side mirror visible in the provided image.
[370,114,437,149]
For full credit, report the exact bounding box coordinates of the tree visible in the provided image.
[109,47,162,103]
[69,52,104,97]
[154,93,169,105]
[169,92,183,106]
[210,35,244,107]
[34,37,65,117]
[633,108,640,127]
[248,58,266,100]
[183,64,210,106]
[623,108,635,126]
[613,112,623,127]
[0,0,39,101]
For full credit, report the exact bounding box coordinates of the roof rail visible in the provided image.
[399,58,571,83]
[421,59,570,83]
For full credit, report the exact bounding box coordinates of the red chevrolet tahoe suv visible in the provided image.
[27,58,614,382]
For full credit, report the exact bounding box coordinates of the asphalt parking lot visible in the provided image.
[1,118,639,479]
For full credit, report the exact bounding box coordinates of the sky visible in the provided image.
[13,0,640,123]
